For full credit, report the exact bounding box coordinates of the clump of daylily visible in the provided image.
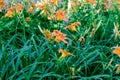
[64,22,81,31]
[36,0,61,18]
[5,3,24,17]
[1,0,81,23]
[58,49,75,58]
[38,26,70,45]
[112,46,120,57]
[0,0,82,21]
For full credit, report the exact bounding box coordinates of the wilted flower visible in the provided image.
[26,17,31,22]
[43,29,52,41]
[116,64,120,74]
[58,49,75,58]
[70,66,75,79]
[113,46,120,57]
[64,22,81,31]
[90,28,95,38]
[114,23,120,39]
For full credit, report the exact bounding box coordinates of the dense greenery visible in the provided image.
[0,0,120,79]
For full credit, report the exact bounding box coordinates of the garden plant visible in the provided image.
[0,0,120,79]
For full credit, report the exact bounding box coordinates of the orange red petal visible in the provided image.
[55,10,66,21]
[113,47,120,57]
[58,49,71,58]
[0,0,6,7]
[52,30,68,44]
[64,22,81,31]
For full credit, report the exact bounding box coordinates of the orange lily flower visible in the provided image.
[27,0,36,8]
[15,3,24,13]
[28,7,34,13]
[30,2,36,8]
[5,3,23,17]
[113,47,120,57]
[38,2,47,10]
[0,0,6,7]
[86,0,96,5]
[64,22,81,31]
[55,34,67,43]
[37,2,51,16]
[55,10,66,21]
[117,0,120,4]
[5,11,13,17]
[50,0,60,6]
[58,49,74,58]
[5,7,15,17]
[43,29,52,41]
[70,0,80,11]
[52,30,69,44]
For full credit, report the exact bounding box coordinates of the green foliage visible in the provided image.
[0,0,120,80]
